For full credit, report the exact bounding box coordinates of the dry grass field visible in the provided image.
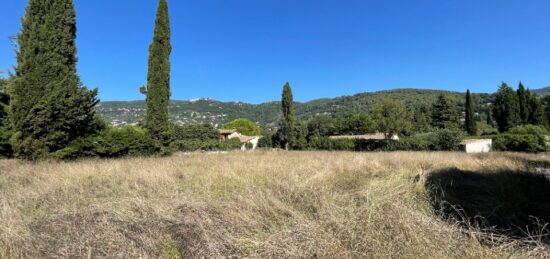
[0,151,549,258]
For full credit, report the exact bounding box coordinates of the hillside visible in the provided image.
[0,151,547,258]
[97,88,494,127]
[533,87,550,96]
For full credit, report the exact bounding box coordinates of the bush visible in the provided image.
[428,130,463,151]
[257,134,272,148]
[309,137,355,151]
[219,138,242,151]
[52,126,160,160]
[168,139,220,152]
[492,134,547,153]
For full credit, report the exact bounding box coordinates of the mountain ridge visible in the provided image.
[97,87,546,127]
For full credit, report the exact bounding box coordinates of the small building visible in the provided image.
[460,139,492,153]
[219,129,262,151]
[329,133,399,141]
[219,129,240,142]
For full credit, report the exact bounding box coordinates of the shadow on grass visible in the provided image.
[425,168,550,244]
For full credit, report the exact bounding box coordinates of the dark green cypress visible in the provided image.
[493,82,520,132]
[10,0,98,159]
[431,94,456,129]
[464,90,477,135]
[517,82,529,124]
[280,82,295,150]
[144,0,172,138]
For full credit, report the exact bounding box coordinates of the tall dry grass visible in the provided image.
[0,151,548,258]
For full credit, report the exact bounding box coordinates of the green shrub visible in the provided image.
[257,134,272,148]
[219,138,242,150]
[168,139,220,152]
[428,130,463,151]
[308,137,355,151]
[492,134,547,153]
[52,126,160,160]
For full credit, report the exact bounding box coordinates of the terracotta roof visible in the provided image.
[219,129,237,134]
[329,133,387,140]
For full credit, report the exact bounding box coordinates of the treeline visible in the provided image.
[1,0,549,160]
[261,82,550,153]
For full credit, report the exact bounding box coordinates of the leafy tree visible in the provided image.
[526,90,546,126]
[464,89,478,135]
[337,113,375,135]
[144,0,172,139]
[291,121,309,150]
[517,82,529,124]
[307,115,337,139]
[486,107,494,127]
[9,0,99,159]
[277,82,295,150]
[373,99,412,135]
[223,118,262,136]
[493,82,520,132]
[412,105,432,133]
[431,94,457,129]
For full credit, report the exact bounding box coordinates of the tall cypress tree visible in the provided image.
[144,0,172,139]
[464,89,477,135]
[517,82,529,124]
[279,82,295,150]
[493,82,520,132]
[10,0,98,159]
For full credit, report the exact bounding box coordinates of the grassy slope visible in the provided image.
[0,152,548,258]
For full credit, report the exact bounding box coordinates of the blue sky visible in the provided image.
[0,0,549,103]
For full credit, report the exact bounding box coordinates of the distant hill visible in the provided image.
[97,88,496,127]
[532,87,550,96]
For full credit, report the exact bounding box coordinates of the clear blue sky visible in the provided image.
[1,0,549,103]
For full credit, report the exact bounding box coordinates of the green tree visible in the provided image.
[517,82,529,124]
[412,105,432,133]
[277,82,295,150]
[373,99,412,135]
[486,107,494,127]
[144,0,172,139]
[493,82,520,132]
[9,0,99,159]
[464,89,478,135]
[526,90,546,126]
[337,113,375,135]
[223,118,262,136]
[307,115,337,138]
[431,94,457,129]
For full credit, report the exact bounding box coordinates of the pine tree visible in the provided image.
[431,94,457,129]
[9,0,98,159]
[493,82,520,132]
[278,82,295,150]
[144,0,171,139]
[517,82,529,124]
[464,90,477,135]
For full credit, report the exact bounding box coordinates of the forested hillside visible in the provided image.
[98,89,494,127]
